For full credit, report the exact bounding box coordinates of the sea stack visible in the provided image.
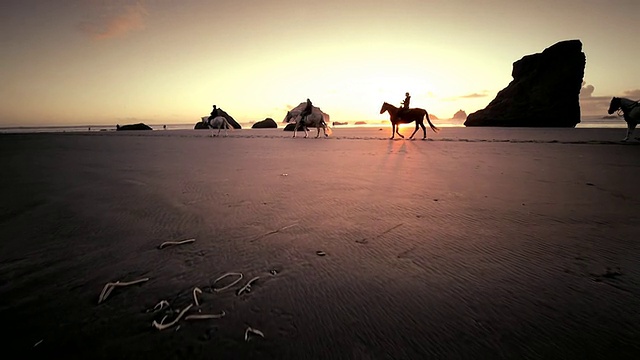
[465,40,586,127]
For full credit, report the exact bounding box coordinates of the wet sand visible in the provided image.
[1,127,639,359]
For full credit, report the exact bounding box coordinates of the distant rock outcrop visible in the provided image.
[252,118,277,128]
[465,40,586,127]
[194,121,208,129]
[195,108,242,130]
[116,123,152,131]
[452,110,467,120]
[283,123,297,131]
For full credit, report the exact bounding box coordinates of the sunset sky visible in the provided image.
[1,0,638,127]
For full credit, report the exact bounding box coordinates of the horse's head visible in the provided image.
[380,102,390,114]
[608,97,621,115]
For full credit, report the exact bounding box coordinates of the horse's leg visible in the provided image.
[409,122,419,140]
[293,121,300,138]
[396,123,404,139]
[390,123,395,139]
[420,122,427,139]
[624,122,636,141]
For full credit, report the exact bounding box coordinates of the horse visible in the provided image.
[380,102,439,140]
[203,116,232,137]
[283,102,332,138]
[608,97,640,141]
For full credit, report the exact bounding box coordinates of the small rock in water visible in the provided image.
[316,251,326,256]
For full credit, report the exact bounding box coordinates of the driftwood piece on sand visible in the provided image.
[212,272,243,292]
[236,276,260,296]
[244,327,265,341]
[158,238,196,249]
[185,311,226,320]
[98,277,150,304]
[152,304,194,331]
[193,287,202,306]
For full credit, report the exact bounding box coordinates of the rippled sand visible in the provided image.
[1,127,639,358]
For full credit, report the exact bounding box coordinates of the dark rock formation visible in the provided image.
[452,110,467,120]
[194,108,242,129]
[283,123,297,131]
[465,40,586,127]
[252,118,277,128]
[194,122,208,130]
[218,109,241,129]
[116,123,152,131]
[283,123,315,131]
[333,121,348,126]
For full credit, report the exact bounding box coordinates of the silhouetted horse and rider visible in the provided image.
[608,97,640,141]
[380,92,439,140]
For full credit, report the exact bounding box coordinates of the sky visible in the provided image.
[1,0,638,127]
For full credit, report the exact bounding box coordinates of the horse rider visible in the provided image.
[300,98,313,123]
[207,105,219,126]
[399,92,411,118]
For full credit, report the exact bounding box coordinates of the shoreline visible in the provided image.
[0,115,628,134]
[1,127,637,145]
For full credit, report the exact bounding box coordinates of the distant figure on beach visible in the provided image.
[116,124,120,130]
[163,125,167,130]
[300,98,313,122]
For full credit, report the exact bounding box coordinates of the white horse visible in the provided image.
[283,103,332,138]
[608,97,640,141]
[202,116,232,137]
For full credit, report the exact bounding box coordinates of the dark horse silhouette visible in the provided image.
[608,97,640,141]
[380,102,439,140]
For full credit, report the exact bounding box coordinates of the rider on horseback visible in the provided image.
[399,92,411,118]
[207,105,220,126]
[300,98,313,123]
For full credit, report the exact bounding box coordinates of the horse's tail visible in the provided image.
[324,121,333,136]
[322,113,332,135]
[224,118,234,130]
[425,110,439,133]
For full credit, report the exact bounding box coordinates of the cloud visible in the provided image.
[79,1,148,40]
[579,83,594,98]
[623,89,640,99]
[458,91,490,99]
[442,91,490,102]
[578,83,613,115]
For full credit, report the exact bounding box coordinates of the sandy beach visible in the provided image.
[1,127,639,359]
